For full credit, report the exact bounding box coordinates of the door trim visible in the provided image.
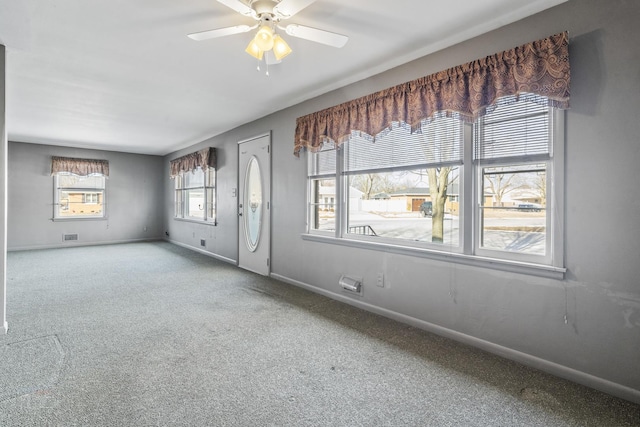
[237,132,271,275]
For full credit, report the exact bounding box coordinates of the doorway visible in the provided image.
[238,133,271,275]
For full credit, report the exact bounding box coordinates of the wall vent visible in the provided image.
[339,275,362,295]
[63,233,79,242]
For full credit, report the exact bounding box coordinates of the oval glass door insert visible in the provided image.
[244,156,262,252]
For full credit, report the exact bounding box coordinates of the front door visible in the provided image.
[238,133,271,275]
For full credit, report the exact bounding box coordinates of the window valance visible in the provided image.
[294,31,570,156]
[51,156,109,177]
[170,147,216,178]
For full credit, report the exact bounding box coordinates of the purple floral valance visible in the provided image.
[294,32,570,156]
[170,147,216,178]
[51,156,109,177]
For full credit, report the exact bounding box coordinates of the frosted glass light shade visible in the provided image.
[254,25,274,51]
[245,39,264,60]
[272,35,292,60]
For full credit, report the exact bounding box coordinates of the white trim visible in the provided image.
[270,272,640,405]
[173,217,217,226]
[166,238,237,265]
[7,237,159,252]
[237,131,271,146]
[2,320,6,334]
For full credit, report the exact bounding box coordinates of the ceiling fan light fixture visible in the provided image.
[272,34,292,60]
[254,25,275,51]
[245,38,264,60]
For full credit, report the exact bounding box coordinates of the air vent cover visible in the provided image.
[63,233,79,242]
[339,275,362,295]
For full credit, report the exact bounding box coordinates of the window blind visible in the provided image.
[308,141,336,178]
[345,116,463,174]
[475,96,550,160]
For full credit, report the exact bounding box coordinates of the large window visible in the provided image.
[54,173,106,219]
[174,167,216,223]
[344,117,463,248]
[307,97,564,271]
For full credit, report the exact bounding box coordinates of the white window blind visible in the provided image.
[308,141,336,178]
[345,116,463,174]
[475,96,551,160]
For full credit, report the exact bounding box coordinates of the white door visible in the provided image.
[238,133,271,275]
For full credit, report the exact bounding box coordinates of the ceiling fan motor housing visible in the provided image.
[252,0,279,19]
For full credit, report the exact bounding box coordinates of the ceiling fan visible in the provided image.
[188,0,349,66]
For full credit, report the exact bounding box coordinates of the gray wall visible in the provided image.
[1,45,7,333]
[8,142,164,250]
[163,0,640,402]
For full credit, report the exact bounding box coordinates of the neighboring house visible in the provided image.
[389,188,430,211]
[317,184,363,211]
[388,188,460,213]
[59,191,104,217]
[484,187,545,208]
[506,187,545,206]
[371,192,390,200]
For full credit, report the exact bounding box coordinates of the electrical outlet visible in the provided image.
[376,273,384,288]
[200,239,206,247]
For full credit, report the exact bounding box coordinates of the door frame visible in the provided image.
[237,132,271,275]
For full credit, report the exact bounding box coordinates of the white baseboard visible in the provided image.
[166,239,237,265]
[271,272,640,405]
[8,237,161,252]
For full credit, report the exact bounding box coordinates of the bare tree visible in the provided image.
[534,171,547,204]
[351,172,406,199]
[351,174,377,199]
[484,171,519,207]
[428,167,452,243]
[416,117,461,243]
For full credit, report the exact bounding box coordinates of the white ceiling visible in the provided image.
[0,0,565,156]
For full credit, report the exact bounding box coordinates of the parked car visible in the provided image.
[517,203,542,212]
[419,201,433,217]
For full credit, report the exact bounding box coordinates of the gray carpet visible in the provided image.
[1,241,638,426]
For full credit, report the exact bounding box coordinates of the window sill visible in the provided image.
[173,218,217,226]
[52,217,107,222]
[301,233,566,280]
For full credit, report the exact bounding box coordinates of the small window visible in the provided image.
[174,167,216,223]
[54,173,106,219]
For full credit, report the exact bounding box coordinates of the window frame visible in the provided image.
[474,158,552,265]
[53,173,107,221]
[304,105,565,279]
[173,166,217,225]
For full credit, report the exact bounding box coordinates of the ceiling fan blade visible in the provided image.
[283,24,348,48]
[187,25,254,41]
[216,0,256,17]
[273,0,317,18]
